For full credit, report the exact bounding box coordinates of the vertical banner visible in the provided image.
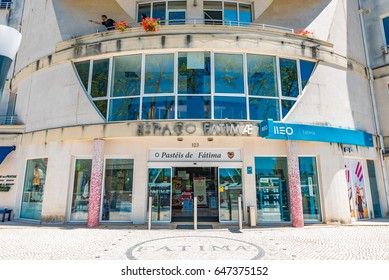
[344,159,355,218]
[194,177,207,206]
[345,159,369,220]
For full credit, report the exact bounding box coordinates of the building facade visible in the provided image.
[0,0,388,227]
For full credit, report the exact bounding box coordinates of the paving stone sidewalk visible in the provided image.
[0,221,388,260]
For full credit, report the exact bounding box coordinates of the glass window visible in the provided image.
[178,52,211,94]
[142,96,175,120]
[74,61,90,91]
[70,159,92,221]
[219,168,242,221]
[74,51,316,122]
[249,98,279,121]
[280,58,299,98]
[300,60,315,90]
[178,96,211,119]
[93,100,107,119]
[112,55,141,97]
[148,168,172,222]
[281,100,296,118]
[247,54,278,97]
[204,1,222,25]
[224,2,238,26]
[145,54,174,94]
[102,159,134,221]
[91,59,109,98]
[383,16,389,46]
[239,3,252,25]
[168,1,186,9]
[138,3,151,22]
[204,10,223,24]
[109,97,140,121]
[153,2,166,21]
[255,157,290,222]
[214,53,244,94]
[20,158,48,220]
[214,96,246,119]
[204,1,222,9]
[367,160,382,218]
[169,11,186,25]
[299,157,321,221]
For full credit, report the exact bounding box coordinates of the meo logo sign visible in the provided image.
[274,126,294,136]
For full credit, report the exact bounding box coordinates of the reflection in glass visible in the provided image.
[75,52,317,122]
[281,99,296,118]
[138,3,151,22]
[219,168,242,221]
[224,2,238,26]
[74,61,90,91]
[204,1,222,9]
[153,2,166,22]
[249,98,279,121]
[239,4,252,25]
[93,100,107,119]
[109,98,140,121]
[178,96,211,119]
[142,96,175,120]
[91,59,109,98]
[168,1,186,9]
[214,96,246,119]
[70,159,92,221]
[299,157,321,221]
[383,16,389,46]
[215,53,244,93]
[148,168,171,222]
[300,60,316,90]
[255,157,290,222]
[247,54,278,97]
[20,158,48,220]
[280,58,299,98]
[204,10,223,25]
[112,55,141,97]
[169,11,186,25]
[178,52,210,94]
[102,159,134,221]
[145,54,174,94]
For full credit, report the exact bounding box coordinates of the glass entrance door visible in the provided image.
[148,168,172,222]
[171,167,218,222]
[219,168,243,222]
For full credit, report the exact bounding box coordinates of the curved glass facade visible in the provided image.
[74,52,316,122]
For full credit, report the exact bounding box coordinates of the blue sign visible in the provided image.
[247,166,253,174]
[259,119,374,147]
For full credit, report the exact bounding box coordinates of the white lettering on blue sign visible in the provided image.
[274,126,294,136]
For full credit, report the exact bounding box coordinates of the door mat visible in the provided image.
[176,225,213,229]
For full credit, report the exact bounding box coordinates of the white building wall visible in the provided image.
[14,62,103,132]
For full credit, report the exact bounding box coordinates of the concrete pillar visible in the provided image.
[87,139,105,227]
[287,140,304,227]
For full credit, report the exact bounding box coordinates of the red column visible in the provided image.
[287,140,304,227]
[87,139,105,227]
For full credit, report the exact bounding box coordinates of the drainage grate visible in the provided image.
[176,225,213,229]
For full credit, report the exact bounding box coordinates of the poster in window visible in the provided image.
[194,177,207,206]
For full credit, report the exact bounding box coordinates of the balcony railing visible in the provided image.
[0,115,19,125]
[0,2,12,10]
[95,18,294,34]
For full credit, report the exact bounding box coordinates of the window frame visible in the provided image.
[100,157,136,223]
[380,13,389,52]
[73,52,317,122]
